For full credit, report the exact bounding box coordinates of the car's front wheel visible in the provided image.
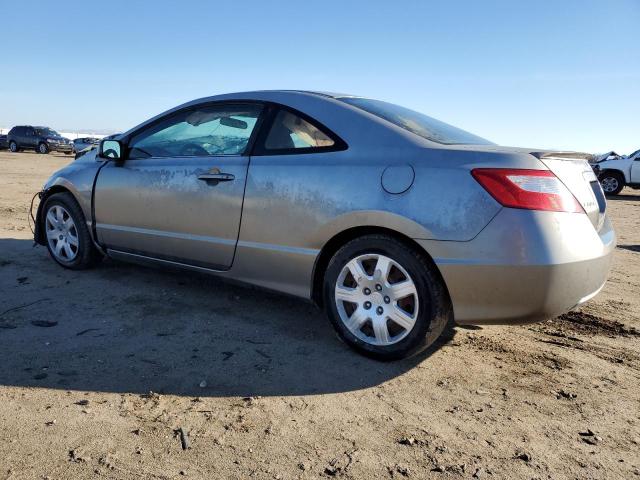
[38,142,49,154]
[42,192,101,269]
[9,141,18,152]
[323,234,451,360]
[599,171,624,195]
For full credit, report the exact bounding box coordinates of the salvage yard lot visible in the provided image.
[0,151,639,479]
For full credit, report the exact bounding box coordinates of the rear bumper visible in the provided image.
[416,208,616,325]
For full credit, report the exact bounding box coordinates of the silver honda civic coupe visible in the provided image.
[34,90,615,359]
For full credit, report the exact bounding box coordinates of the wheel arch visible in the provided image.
[310,225,451,309]
[34,185,80,245]
[37,140,49,152]
[599,168,628,184]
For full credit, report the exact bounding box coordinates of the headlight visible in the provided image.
[46,138,58,143]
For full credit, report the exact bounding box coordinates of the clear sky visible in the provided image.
[1,0,638,154]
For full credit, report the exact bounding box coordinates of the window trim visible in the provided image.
[122,101,268,161]
[250,103,348,156]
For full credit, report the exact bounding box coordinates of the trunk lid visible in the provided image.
[531,151,606,231]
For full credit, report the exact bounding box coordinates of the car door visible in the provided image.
[8,127,18,146]
[94,102,264,270]
[631,154,640,184]
[14,127,26,147]
[24,127,36,148]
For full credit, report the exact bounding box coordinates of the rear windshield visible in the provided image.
[339,97,493,145]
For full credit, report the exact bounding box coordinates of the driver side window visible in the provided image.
[128,104,263,159]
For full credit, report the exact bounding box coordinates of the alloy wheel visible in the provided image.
[45,205,79,262]
[334,253,419,346]
[600,176,619,193]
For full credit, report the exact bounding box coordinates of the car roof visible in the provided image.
[191,90,362,103]
[270,90,357,99]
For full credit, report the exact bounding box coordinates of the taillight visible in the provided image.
[471,168,583,213]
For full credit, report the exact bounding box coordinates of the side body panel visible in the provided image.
[41,154,103,236]
[597,157,633,183]
[14,127,27,148]
[227,146,505,298]
[94,156,249,270]
[631,156,640,184]
[24,127,37,149]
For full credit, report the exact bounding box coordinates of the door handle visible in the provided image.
[197,168,235,182]
[197,173,235,181]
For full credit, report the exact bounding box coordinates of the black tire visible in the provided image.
[323,234,452,360]
[9,141,18,153]
[38,142,49,154]
[41,192,101,270]
[599,171,624,195]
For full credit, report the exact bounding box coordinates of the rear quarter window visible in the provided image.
[254,107,347,155]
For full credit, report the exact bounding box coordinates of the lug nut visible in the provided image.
[375,284,382,291]
[384,296,390,304]
[376,306,384,315]
[364,301,372,310]
[363,287,371,295]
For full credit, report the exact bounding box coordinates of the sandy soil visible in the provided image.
[0,151,638,480]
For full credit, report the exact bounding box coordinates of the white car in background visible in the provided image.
[594,149,640,195]
[72,137,101,153]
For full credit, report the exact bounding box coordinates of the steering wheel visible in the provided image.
[180,143,209,156]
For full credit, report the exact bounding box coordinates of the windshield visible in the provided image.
[339,97,493,145]
[35,128,60,137]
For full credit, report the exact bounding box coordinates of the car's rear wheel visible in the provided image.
[599,171,624,195]
[323,234,451,360]
[38,142,49,154]
[9,141,18,152]
[42,192,101,269]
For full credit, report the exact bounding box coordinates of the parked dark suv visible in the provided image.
[7,126,73,154]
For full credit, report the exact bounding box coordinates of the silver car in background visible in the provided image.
[72,137,101,154]
[34,91,615,359]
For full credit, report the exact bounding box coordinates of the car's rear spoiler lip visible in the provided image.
[529,151,595,162]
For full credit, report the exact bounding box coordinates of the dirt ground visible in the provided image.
[0,151,638,480]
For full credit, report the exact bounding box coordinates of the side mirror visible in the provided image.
[98,139,123,160]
